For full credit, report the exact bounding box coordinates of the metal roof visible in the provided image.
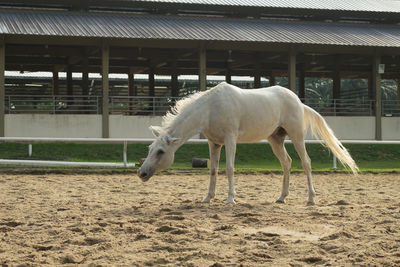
[2,0,400,13]
[1,9,400,47]
[122,0,400,13]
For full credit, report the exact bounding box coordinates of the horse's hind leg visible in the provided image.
[268,128,292,203]
[202,142,222,203]
[290,136,316,205]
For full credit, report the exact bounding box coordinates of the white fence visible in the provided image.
[1,137,400,169]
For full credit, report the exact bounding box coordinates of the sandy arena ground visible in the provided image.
[0,172,399,266]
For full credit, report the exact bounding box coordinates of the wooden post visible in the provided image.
[171,73,178,97]
[171,57,179,97]
[372,51,382,140]
[128,69,135,114]
[149,65,155,114]
[299,67,305,99]
[333,58,340,99]
[52,70,59,95]
[288,48,296,92]
[82,50,89,113]
[226,52,232,84]
[269,74,275,86]
[254,75,261,89]
[0,39,5,137]
[254,55,261,88]
[102,44,109,138]
[149,66,155,97]
[225,69,232,84]
[67,63,73,96]
[52,68,59,114]
[82,50,89,96]
[199,43,206,91]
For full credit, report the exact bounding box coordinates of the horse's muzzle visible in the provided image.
[137,168,153,182]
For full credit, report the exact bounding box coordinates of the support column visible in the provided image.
[299,67,305,99]
[226,51,232,84]
[128,69,135,96]
[225,69,232,84]
[67,63,73,96]
[171,57,179,97]
[171,73,178,97]
[269,74,275,86]
[82,51,89,113]
[128,68,135,114]
[254,74,261,89]
[288,48,296,92]
[372,51,382,140]
[0,39,5,137]
[333,58,340,99]
[149,67,155,97]
[52,69,59,95]
[199,43,206,91]
[148,65,155,114]
[82,50,89,96]
[66,63,73,110]
[102,44,109,138]
[254,55,261,88]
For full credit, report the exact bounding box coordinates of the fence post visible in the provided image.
[371,101,374,116]
[153,98,156,116]
[332,154,337,170]
[28,144,32,157]
[8,96,11,114]
[123,141,127,167]
[110,97,113,114]
[334,99,336,116]
[53,96,56,114]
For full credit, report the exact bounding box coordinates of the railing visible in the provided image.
[303,99,375,116]
[110,96,180,116]
[382,100,400,117]
[6,95,101,114]
[4,95,400,117]
[1,137,400,169]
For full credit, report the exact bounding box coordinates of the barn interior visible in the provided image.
[1,0,400,138]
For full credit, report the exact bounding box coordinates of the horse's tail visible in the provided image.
[303,104,359,174]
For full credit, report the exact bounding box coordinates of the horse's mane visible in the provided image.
[161,83,224,131]
[161,90,207,130]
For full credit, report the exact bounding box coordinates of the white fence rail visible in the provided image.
[1,137,400,169]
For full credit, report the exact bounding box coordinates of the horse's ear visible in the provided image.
[149,126,162,137]
[166,136,180,145]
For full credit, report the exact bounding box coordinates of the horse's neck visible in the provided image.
[168,101,208,143]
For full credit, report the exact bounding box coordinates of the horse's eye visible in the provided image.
[157,150,165,156]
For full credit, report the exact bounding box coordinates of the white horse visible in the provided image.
[138,82,358,205]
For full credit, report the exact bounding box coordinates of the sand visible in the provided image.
[0,172,399,266]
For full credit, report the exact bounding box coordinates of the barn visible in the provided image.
[0,0,399,139]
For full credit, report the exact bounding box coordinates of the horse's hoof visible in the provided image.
[201,198,211,203]
[201,194,214,203]
[307,201,315,206]
[226,199,236,204]
[275,199,285,204]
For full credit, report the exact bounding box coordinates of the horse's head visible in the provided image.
[137,126,180,182]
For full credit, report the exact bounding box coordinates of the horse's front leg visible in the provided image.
[224,135,237,204]
[202,142,222,203]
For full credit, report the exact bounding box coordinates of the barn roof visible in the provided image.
[2,0,400,13]
[1,9,400,48]
[120,0,400,13]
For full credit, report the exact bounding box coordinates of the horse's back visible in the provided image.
[205,83,304,143]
